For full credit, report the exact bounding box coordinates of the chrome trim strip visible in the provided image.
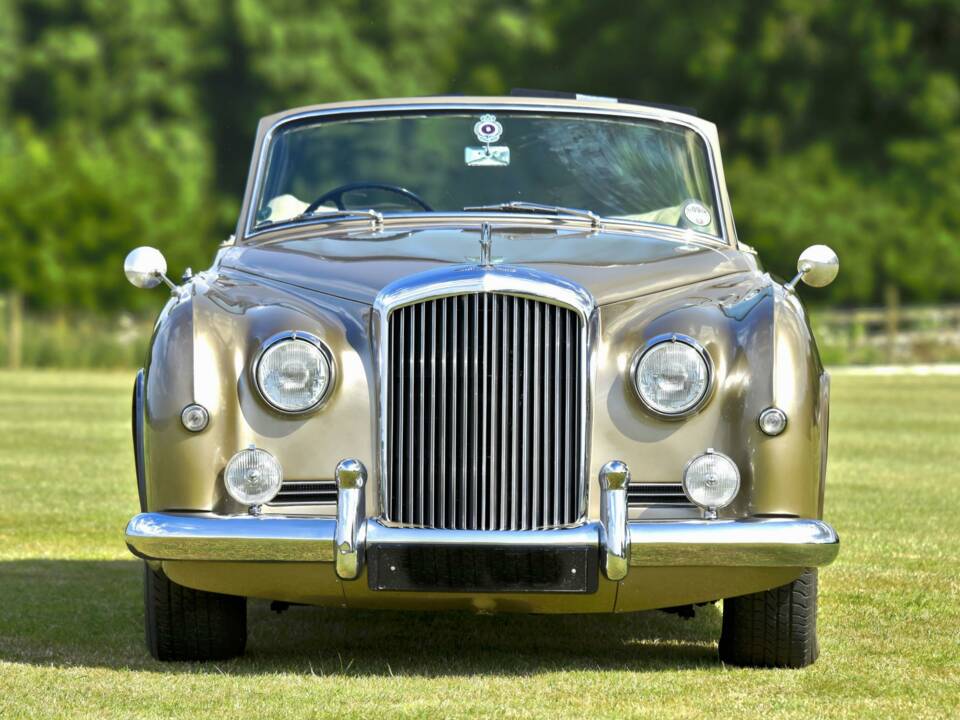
[251,330,337,415]
[132,369,147,512]
[246,212,728,247]
[628,518,840,567]
[334,459,366,579]
[124,513,336,562]
[373,264,598,527]
[599,461,630,581]
[241,101,729,244]
[629,332,716,420]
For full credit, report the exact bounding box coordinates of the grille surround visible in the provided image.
[374,265,596,532]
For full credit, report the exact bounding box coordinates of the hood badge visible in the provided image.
[479,222,493,267]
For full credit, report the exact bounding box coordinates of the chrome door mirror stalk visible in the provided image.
[785,244,839,291]
[599,460,630,581]
[124,246,183,296]
[334,458,367,580]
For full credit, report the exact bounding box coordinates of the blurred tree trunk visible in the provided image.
[7,291,23,370]
[884,283,900,364]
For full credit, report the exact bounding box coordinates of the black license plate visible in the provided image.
[367,544,598,593]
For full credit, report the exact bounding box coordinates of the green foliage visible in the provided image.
[1,0,959,310]
[470,0,960,304]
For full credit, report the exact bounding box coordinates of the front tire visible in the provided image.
[144,564,247,661]
[718,568,820,668]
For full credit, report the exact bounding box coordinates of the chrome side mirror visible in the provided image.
[124,246,176,291]
[786,244,839,291]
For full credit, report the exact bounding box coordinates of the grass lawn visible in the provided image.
[0,370,958,719]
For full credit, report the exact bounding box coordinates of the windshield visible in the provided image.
[253,111,721,237]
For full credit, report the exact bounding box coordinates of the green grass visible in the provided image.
[0,370,958,718]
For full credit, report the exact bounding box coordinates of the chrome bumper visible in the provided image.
[124,513,337,562]
[125,515,838,570]
[126,457,839,577]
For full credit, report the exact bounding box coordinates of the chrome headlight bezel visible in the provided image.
[253,331,336,414]
[631,333,714,419]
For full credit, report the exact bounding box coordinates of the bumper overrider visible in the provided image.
[125,458,839,588]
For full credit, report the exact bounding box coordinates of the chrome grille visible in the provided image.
[384,293,584,530]
[628,483,692,506]
[268,480,337,505]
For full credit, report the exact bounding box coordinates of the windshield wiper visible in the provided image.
[256,207,384,232]
[293,207,384,229]
[463,201,600,229]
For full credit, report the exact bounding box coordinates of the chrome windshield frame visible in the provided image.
[240,101,730,245]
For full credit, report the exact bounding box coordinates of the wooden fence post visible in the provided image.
[884,283,900,364]
[8,291,23,370]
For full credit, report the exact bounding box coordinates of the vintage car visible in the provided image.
[123,93,840,667]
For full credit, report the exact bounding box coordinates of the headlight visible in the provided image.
[255,333,333,413]
[633,336,711,416]
[224,447,283,506]
[682,449,740,512]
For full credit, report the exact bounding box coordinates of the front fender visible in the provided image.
[141,270,376,514]
[594,273,827,519]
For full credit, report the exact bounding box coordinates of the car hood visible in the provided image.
[220,224,752,306]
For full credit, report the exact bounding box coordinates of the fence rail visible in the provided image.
[812,304,960,364]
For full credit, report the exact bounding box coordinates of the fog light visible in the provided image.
[224,447,283,506]
[759,407,787,436]
[682,449,740,516]
[181,404,209,432]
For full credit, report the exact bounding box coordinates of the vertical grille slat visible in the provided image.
[480,295,496,530]
[460,297,469,529]
[385,293,584,530]
[418,303,426,526]
[543,305,552,528]
[510,298,520,531]
[450,299,458,528]
[439,299,447,526]
[532,301,541,528]
[499,295,509,530]
[472,295,480,530]
[563,318,573,515]
[429,300,437,527]
[407,308,416,524]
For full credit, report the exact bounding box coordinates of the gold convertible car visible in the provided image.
[123,93,840,667]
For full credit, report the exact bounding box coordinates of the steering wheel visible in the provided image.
[304,182,434,214]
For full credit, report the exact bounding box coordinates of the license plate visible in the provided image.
[367,544,598,593]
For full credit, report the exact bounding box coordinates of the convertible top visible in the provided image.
[509,88,698,117]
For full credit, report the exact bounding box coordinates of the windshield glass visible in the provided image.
[253,111,721,237]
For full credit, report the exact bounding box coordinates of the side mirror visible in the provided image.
[786,244,839,291]
[124,246,174,291]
